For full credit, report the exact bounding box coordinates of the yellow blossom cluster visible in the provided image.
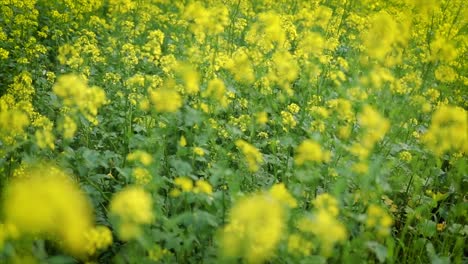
[220,184,296,263]
[170,177,213,197]
[84,226,113,255]
[109,186,154,241]
[366,204,393,238]
[235,139,263,172]
[295,139,331,165]
[296,193,347,257]
[53,74,106,128]
[2,163,94,256]
[422,105,468,156]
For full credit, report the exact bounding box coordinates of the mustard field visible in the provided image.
[0,0,467,263]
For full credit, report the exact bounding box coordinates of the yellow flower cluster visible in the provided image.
[53,74,106,127]
[109,186,154,241]
[224,48,255,84]
[361,11,408,64]
[170,177,213,197]
[0,103,29,147]
[297,193,347,257]
[268,51,299,95]
[148,244,171,262]
[150,86,183,113]
[269,183,298,208]
[183,1,229,43]
[0,71,56,153]
[235,139,263,172]
[84,226,113,255]
[127,150,153,185]
[2,164,94,256]
[245,11,287,52]
[422,105,467,156]
[202,78,229,108]
[287,233,314,256]
[220,184,295,263]
[127,150,153,166]
[358,105,390,150]
[281,110,297,131]
[349,105,390,173]
[398,151,412,162]
[295,139,331,165]
[366,204,393,238]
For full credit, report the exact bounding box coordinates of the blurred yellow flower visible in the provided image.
[235,139,263,172]
[150,88,182,113]
[295,139,330,165]
[366,204,393,238]
[2,164,93,256]
[109,186,154,241]
[269,183,297,208]
[193,147,205,156]
[220,193,285,263]
[194,179,213,195]
[422,105,467,156]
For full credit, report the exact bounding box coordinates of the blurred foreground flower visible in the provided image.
[219,184,295,263]
[2,164,94,256]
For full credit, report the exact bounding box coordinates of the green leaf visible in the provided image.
[46,256,78,264]
[169,158,193,176]
[366,241,387,263]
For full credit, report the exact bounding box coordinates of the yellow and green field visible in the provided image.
[0,0,467,263]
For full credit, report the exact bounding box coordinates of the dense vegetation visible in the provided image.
[0,0,466,263]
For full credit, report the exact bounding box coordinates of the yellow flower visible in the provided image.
[398,151,412,162]
[295,139,330,165]
[84,226,113,255]
[178,63,199,94]
[281,111,296,130]
[224,48,255,84]
[109,186,154,241]
[287,233,313,256]
[150,88,182,113]
[2,164,93,256]
[132,167,152,185]
[53,74,106,125]
[203,78,228,107]
[194,179,213,195]
[148,244,171,262]
[245,11,286,52]
[437,222,446,232]
[366,204,393,238]
[287,103,300,114]
[127,150,153,166]
[313,193,339,217]
[235,139,263,172]
[179,135,187,147]
[256,111,268,125]
[269,183,297,208]
[358,105,390,149]
[361,11,405,63]
[60,115,77,140]
[220,193,285,263]
[422,105,467,156]
[352,161,369,174]
[174,177,193,192]
[297,209,347,257]
[193,147,205,156]
[0,106,29,146]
